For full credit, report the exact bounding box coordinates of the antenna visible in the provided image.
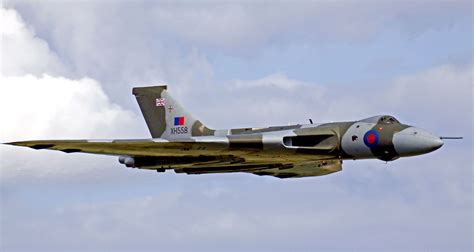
[308,119,313,124]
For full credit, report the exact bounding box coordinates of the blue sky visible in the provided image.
[1,1,472,251]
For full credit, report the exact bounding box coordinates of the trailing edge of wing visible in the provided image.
[175,160,343,179]
[250,160,343,179]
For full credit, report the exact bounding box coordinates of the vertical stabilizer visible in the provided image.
[132,86,214,139]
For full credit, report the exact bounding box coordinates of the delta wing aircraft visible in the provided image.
[7,86,457,178]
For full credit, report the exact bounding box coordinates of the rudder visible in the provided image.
[132,85,214,139]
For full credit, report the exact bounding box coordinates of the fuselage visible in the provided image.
[184,115,443,163]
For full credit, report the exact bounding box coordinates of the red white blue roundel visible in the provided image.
[363,130,379,147]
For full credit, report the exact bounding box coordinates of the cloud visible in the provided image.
[7,1,470,53]
[0,7,142,180]
[231,73,312,91]
[3,155,471,251]
[150,1,470,49]
[1,74,139,141]
[3,0,471,107]
[0,8,66,76]
[385,64,473,131]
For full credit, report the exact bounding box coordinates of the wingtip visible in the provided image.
[2,141,53,150]
[3,141,31,148]
[3,141,23,146]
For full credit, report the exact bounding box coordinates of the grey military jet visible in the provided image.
[7,86,456,178]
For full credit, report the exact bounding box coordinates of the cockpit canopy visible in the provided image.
[360,115,400,124]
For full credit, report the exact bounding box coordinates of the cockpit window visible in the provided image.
[378,116,399,124]
[360,115,401,124]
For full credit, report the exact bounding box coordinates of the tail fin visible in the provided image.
[132,85,215,139]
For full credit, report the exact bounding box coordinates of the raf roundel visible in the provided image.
[363,130,379,147]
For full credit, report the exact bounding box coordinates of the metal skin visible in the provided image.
[6,86,444,179]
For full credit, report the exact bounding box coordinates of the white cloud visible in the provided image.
[146,2,470,52]
[0,8,66,76]
[2,1,470,106]
[231,73,312,91]
[385,64,473,131]
[0,74,139,142]
[0,7,142,180]
[2,158,471,251]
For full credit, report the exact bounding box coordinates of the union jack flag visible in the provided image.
[155,98,165,107]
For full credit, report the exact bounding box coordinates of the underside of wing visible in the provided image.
[175,159,343,179]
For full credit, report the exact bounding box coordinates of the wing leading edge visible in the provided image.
[6,139,227,157]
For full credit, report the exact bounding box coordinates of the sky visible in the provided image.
[0,1,473,251]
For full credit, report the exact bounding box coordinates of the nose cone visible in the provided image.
[393,127,443,157]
